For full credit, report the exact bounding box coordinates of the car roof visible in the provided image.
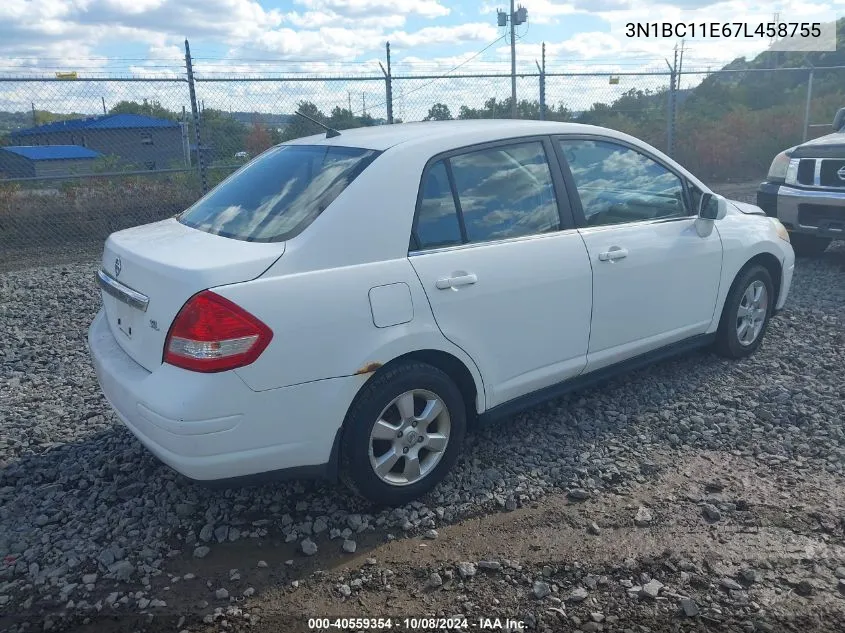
[282,119,709,192]
[284,119,619,152]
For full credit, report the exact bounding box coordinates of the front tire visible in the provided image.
[340,361,466,506]
[789,233,830,257]
[715,264,774,359]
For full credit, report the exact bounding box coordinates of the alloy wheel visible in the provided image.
[368,389,451,486]
[736,280,768,346]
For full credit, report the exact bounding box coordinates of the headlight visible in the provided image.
[771,218,790,242]
[767,151,791,182]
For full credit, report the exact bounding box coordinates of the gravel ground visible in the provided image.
[1,234,844,632]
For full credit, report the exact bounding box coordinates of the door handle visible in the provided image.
[435,273,478,289]
[598,246,628,262]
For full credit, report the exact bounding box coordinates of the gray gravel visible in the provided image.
[1,243,844,629]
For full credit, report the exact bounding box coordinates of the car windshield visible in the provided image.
[179,144,380,242]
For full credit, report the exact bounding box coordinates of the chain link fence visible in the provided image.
[674,67,845,181]
[1,47,844,269]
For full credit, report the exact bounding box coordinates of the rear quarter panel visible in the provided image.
[217,257,487,411]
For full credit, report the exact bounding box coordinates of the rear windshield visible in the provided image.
[178,144,380,242]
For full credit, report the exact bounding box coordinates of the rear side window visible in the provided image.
[451,142,560,242]
[412,141,561,250]
[179,145,379,242]
[415,161,463,249]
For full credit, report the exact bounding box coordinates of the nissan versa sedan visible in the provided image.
[89,120,795,505]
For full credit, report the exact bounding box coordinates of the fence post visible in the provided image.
[184,39,208,194]
[803,66,814,142]
[381,42,394,124]
[666,52,678,157]
[536,42,546,121]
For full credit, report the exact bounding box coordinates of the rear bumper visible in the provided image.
[757,181,845,238]
[87,309,364,481]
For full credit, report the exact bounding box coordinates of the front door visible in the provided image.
[409,139,593,408]
[556,137,723,373]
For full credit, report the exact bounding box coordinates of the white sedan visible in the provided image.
[89,120,795,505]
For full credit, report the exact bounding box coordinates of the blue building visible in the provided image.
[7,114,184,173]
[0,145,103,178]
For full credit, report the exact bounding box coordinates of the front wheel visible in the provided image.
[340,361,466,506]
[715,264,774,359]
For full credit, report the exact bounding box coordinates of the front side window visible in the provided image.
[179,144,379,242]
[450,141,560,243]
[559,139,688,226]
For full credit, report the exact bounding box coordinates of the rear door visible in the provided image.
[555,136,723,373]
[408,138,593,409]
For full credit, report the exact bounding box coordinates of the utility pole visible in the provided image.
[348,92,352,112]
[31,102,37,126]
[497,4,528,119]
[362,93,367,116]
[101,97,107,115]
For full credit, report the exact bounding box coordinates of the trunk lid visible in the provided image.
[99,218,285,372]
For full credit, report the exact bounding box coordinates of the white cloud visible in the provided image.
[388,23,498,49]
[285,10,406,29]
[295,0,450,19]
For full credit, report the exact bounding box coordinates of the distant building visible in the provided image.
[8,114,184,171]
[0,145,103,178]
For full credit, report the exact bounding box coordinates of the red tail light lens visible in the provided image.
[163,291,273,373]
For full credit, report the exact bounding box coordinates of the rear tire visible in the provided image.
[340,361,466,506]
[789,233,830,257]
[715,264,774,359]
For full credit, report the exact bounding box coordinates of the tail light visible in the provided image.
[163,291,273,373]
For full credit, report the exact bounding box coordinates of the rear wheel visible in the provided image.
[715,264,774,359]
[340,361,466,506]
[789,233,830,257]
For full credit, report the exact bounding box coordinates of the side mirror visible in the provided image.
[834,107,845,132]
[698,192,728,221]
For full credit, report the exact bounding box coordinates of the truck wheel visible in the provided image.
[340,361,466,506]
[789,234,830,257]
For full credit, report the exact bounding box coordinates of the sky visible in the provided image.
[0,1,842,119]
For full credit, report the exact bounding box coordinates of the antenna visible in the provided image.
[294,110,341,138]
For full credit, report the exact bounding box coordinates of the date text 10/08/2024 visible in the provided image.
[307,617,526,631]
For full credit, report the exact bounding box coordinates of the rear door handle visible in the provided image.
[598,246,628,262]
[435,273,478,289]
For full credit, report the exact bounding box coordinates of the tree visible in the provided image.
[245,119,273,156]
[279,101,327,142]
[198,109,248,162]
[424,103,453,121]
[109,100,177,120]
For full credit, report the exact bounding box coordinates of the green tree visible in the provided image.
[198,109,248,162]
[424,103,453,121]
[279,101,327,142]
[109,100,177,121]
